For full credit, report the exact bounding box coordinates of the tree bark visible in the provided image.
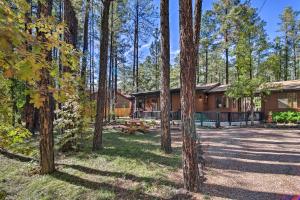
[179,0,203,192]
[81,0,90,89]
[193,0,202,85]
[24,0,38,133]
[225,37,229,84]
[155,34,159,90]
[279,48,282,81]
[133,29,136,89]
[284,31,288,81]
[225,8,229,84]
[250,95,254,126]
[10,79,17,127]
[134,0,139,92]
[205,47,208,84]
[249,34,254,126]
[112,52,117,121]
[93,0,111,150]
[63,0,78,73]
[63,0,78,48]
[160,0,172,154]
[293,43,297,79]
[108,2,114,122]
[24,95,36,133]
[37,0,55,174]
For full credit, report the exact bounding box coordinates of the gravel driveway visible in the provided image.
[198,128,300,200]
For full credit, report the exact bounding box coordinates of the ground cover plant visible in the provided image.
[272,111,300,124]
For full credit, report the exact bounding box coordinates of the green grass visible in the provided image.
[0,128,183,200]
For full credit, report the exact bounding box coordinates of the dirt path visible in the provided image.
[194,128,300,200]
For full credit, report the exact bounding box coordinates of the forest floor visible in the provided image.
[0,127,299,200]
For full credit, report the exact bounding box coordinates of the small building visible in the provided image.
[114,91,134,117]
[261,80,300,115]
[132,83,221,114]
[91,90,134,118]
[130,80,300,120]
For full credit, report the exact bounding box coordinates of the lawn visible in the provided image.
[0,128,183,200]
[1,127,300,200]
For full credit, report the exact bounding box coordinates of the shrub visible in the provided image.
[272,111,300,124]
[54,94,85,152]
[0,124,32,154]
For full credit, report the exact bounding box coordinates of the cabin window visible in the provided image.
[151,98,159,111]
[216,96,222,108]
[278,93,297,109]
[137,98,144,110]
[223,97,229,108]
[216,96,229,109]
[232,99,237,108]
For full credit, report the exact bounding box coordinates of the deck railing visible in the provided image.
[134,110,180,120]
[195,111,264,127]
[134,110,264,126]
[134,111,161,119]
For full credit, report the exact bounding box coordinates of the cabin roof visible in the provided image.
[196,82,220,91]
[91,90,134,100]
[262,80,300,91]
[131,83,220,96]
[130,80,300,96]
[207,80,300,93]
[208,84,229,93]
[116,91,134,100]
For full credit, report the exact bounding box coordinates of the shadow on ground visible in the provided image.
[1,127,299,199]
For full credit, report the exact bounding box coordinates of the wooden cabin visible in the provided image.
[114,91,134,117]
[132,83,220,114]
[130,80,300,120]
[92,90,134,117]
[261,80,300,115]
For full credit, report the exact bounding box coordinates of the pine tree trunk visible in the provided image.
[93,0,111,150]
[24,0,37,133]
[160,0,172,154]
[225,8,229,84]
[193,0,202,85]
[284,32,288,81]
[108,2,114,122]
[179,0,203,192]
[112,53,117,121]
[155,42,159,90]
[205,47,208,84]
[63,0,78,48]
[293,44,297,79]
[225,41,229,84]
[133,27,136,89]
[90,0,95,94]
[279,48,282,81]
[89,0,95,121]
[24,95,35,133]
[81,0,90,89]
[10,79,17,126]
[135,0,139,92]
[250,95,254,126]
[194,0,205,186]
[37,0,55,174]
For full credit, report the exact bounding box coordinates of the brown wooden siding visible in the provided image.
[134,90,300,116]
[195,91,206,112]
[115,108,131,117]
[145,96,160,111]
[115,94,131,109]
[262,91,300,115]
[206,93,239,112]
[171,93,180,112]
